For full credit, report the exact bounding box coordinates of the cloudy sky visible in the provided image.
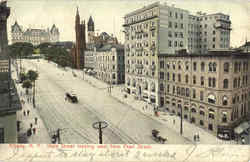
[6,0,250,47]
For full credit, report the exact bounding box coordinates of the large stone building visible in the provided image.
[123,2,231,105]
[158,50,250,139]
[95,44,125,84]
[11,21,60,45]
[0,1,21,143]
[71,7,86,69]
[87,16,118,45]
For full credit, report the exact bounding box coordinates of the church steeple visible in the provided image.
[75,7,80,25]
[88,16,94,32]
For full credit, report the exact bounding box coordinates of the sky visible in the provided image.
[6,0,250,47]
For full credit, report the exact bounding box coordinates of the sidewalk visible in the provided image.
[78,73,236,144]
[12,65,51,144]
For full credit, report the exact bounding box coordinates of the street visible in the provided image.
[17,59,191,144]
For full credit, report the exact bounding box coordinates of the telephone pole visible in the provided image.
[92,121,108,144]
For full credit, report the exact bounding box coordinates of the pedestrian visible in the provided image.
[23,110,26,116]
[32,128,36,135]
[30,123,33,128]
[27,110,30,116]
[35,117,38,125]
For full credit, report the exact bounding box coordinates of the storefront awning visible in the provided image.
[234,122,250,134]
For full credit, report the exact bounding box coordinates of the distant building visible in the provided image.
[87,16,118,44]
[11,21,60,46]
[71,7,86,69]
[94,44,125,84]
[238,41,250,53]
[158,50,250,139]
[123,1,231,105]
[0,1,21,143]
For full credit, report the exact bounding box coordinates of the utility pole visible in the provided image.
[57,129,61,144]
[180,104,183,135]
[33,80,35,108]
[92,121,108,144]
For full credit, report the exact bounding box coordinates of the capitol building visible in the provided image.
[11,21,60,46]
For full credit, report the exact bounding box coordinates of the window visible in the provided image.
[223,96,228,105]
[223,79,228,89]
[180,13,183,19]
[224,62,229,72]
[0,128,4,143]
[193,62,197,71]
[160,72,164,79]
[208,94,216,104]
[169,21,172,28]
[168,31,172,37]
[175,12,178,19]
[193,89,196,98]
[212,78,216,87]
[213,30,215,35]
[233,78,237,88]
[213,37,216,42]
[234,62,238,73]
[193,75,196,84]
[200,120,204,126]
[178,74,181,82]
[201,62,205,72]
[209,62,213,72]
[222,112,227,123]
[186,88,190,97]
[160,61,164,69]
[173,86,175,94]
[167,72,170,81]
[160,83,164,91]
[208,124,213,131]
[174,41,177,47]
[185,62,189,71]
[151,83,155,92]
[185,75,189,83]
[168,40,172,47]
[167,84,170,93]
[177,87,180,95]
[175,22,178,28]
[213,62,217,72]
[173,73,175,82]
[201,76,204,86]
[200,91,204,101]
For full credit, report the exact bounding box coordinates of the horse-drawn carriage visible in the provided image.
[152,129,167,144]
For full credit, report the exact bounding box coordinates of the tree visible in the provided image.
[22,79,32,94]
[27,70,39,82]
[8,42,34,58]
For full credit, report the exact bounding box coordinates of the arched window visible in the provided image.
[201,62,205,72]
[209,62,213,72]
[224,62,229,72]
[223,96,228,105]
[177,87,180,95]
[191,108,197,113]
[208,94,216,104]
[186,88,190,97]
[213,62,217,72]
[223,79,228,89]
[222,111,227,123]
[238,77,241,88]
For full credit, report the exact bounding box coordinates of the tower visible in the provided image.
[87,16,95,43]
[74,7,86,69]
[0,1,10,57]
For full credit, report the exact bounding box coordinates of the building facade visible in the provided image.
[123,2,231,105]
[158,50,250,138]
[0,1,21,143]
[11,21,60,46]
[95,44,125,84]
[71,7,86,69]
[87,16,118,44]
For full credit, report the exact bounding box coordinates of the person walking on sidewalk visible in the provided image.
[35,117,38,125]
[32,128,36,135]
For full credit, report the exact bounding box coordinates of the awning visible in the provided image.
[234,122,250,134]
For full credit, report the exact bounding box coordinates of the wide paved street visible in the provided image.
[19,59,191,144]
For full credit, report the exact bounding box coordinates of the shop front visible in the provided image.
[217,125,233,140]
